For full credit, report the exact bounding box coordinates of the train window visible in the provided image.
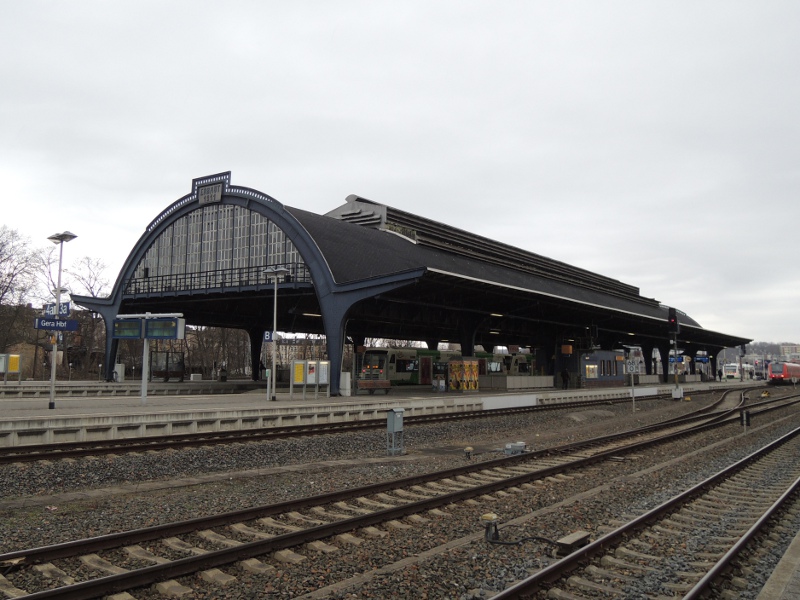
[585,364,598,379]
[518,361,530,374]
[487,361,503,373]
[396,359,418,373]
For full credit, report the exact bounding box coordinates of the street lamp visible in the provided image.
[264,265,290,401]
[47,231,77,409]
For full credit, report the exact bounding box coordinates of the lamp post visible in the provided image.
[264,266,290,401]
[47,231,77,410]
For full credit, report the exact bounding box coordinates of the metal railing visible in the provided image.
[123,263,310,296]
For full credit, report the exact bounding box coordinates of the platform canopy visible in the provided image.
[73,172,750,393]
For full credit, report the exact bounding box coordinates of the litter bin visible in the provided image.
[113,363,125,382]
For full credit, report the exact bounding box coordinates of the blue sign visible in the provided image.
[44,302,70,317]
[34,318,79,332]
[264,331,274,342]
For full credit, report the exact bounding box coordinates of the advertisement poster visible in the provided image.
[317,361,330,385]
[306,361,317,385]
[293,361,306,385]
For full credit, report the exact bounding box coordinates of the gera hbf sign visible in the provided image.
[33,317,79,332]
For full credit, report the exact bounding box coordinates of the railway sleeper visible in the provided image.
[200,568,237,586]
[333,501,372,514]
[392,488,434,500]
[566,575,626,596]
[374,492,405,505]
[285,511,326,526]
[0,573,27,598]
[80,554,128,575]
[310,506,354,520]
[273,549,306,564]
[662,580,695,594]
[32,562,75,585]
[124,545,171,564]
[230,522,274,539]
[614,546,662,563]
[651,524,690,537]
[199,529,243,547]
[545,587,593,600]
[155,580,193,597]
[259,517,303,532]
[599,555,658,573]
[163,537,208,556]
[356,496,394,509]
[584,564,638,582]
[307,540,339,554]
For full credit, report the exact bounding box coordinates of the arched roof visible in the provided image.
[73,172,749,385]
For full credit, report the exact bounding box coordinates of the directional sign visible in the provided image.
[33,318,79,332]
[44,302,70,317]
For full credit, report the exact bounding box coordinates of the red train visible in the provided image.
[767,361,800,384]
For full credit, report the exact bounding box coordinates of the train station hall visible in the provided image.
[72,172,749,395]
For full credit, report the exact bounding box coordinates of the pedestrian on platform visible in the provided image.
[561,368,570,390]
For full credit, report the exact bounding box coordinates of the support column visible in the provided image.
[247,328,263,381]
[657,343,671,383]
[640,342,655,376]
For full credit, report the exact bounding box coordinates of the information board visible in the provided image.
[145,317,186,340]
[112,319,143,339]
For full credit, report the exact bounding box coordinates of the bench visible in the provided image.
[357,379,391,394]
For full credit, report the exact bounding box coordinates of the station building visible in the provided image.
[72,172,750,394]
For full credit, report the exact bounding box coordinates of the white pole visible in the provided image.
[141,337,149,406]
[48,241,65,410]
[272,276,278,401]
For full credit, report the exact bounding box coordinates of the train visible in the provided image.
[722,363,755,380]
[358,347,533,385]
[767,361,800,384]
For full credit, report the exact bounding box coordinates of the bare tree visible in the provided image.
[0,227,43,353]
[65,256,109,298]
[0,226,40,306]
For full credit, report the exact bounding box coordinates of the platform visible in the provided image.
[0,379,753,447]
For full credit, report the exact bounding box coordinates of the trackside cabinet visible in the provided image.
[387,408,404,455]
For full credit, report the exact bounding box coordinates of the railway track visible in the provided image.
[0,393,794,599]
[0,392,695,464]
[492,425,800,599]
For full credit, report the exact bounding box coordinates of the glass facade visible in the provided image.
[129,205,307,293]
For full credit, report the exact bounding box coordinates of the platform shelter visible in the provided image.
[72,172,750,394]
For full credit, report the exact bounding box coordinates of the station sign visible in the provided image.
[44,302,71,317]
[33,318,79,332]
[144,317,186,340]
[112,319,143,339]
[264,331,274,342]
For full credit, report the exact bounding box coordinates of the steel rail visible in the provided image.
[489,424,800,599]
[3,394,794,600]
[2,391,785,569]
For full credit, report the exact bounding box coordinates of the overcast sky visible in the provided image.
[3,1,798,344]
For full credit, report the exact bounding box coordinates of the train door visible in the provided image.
[420,356,432,385]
